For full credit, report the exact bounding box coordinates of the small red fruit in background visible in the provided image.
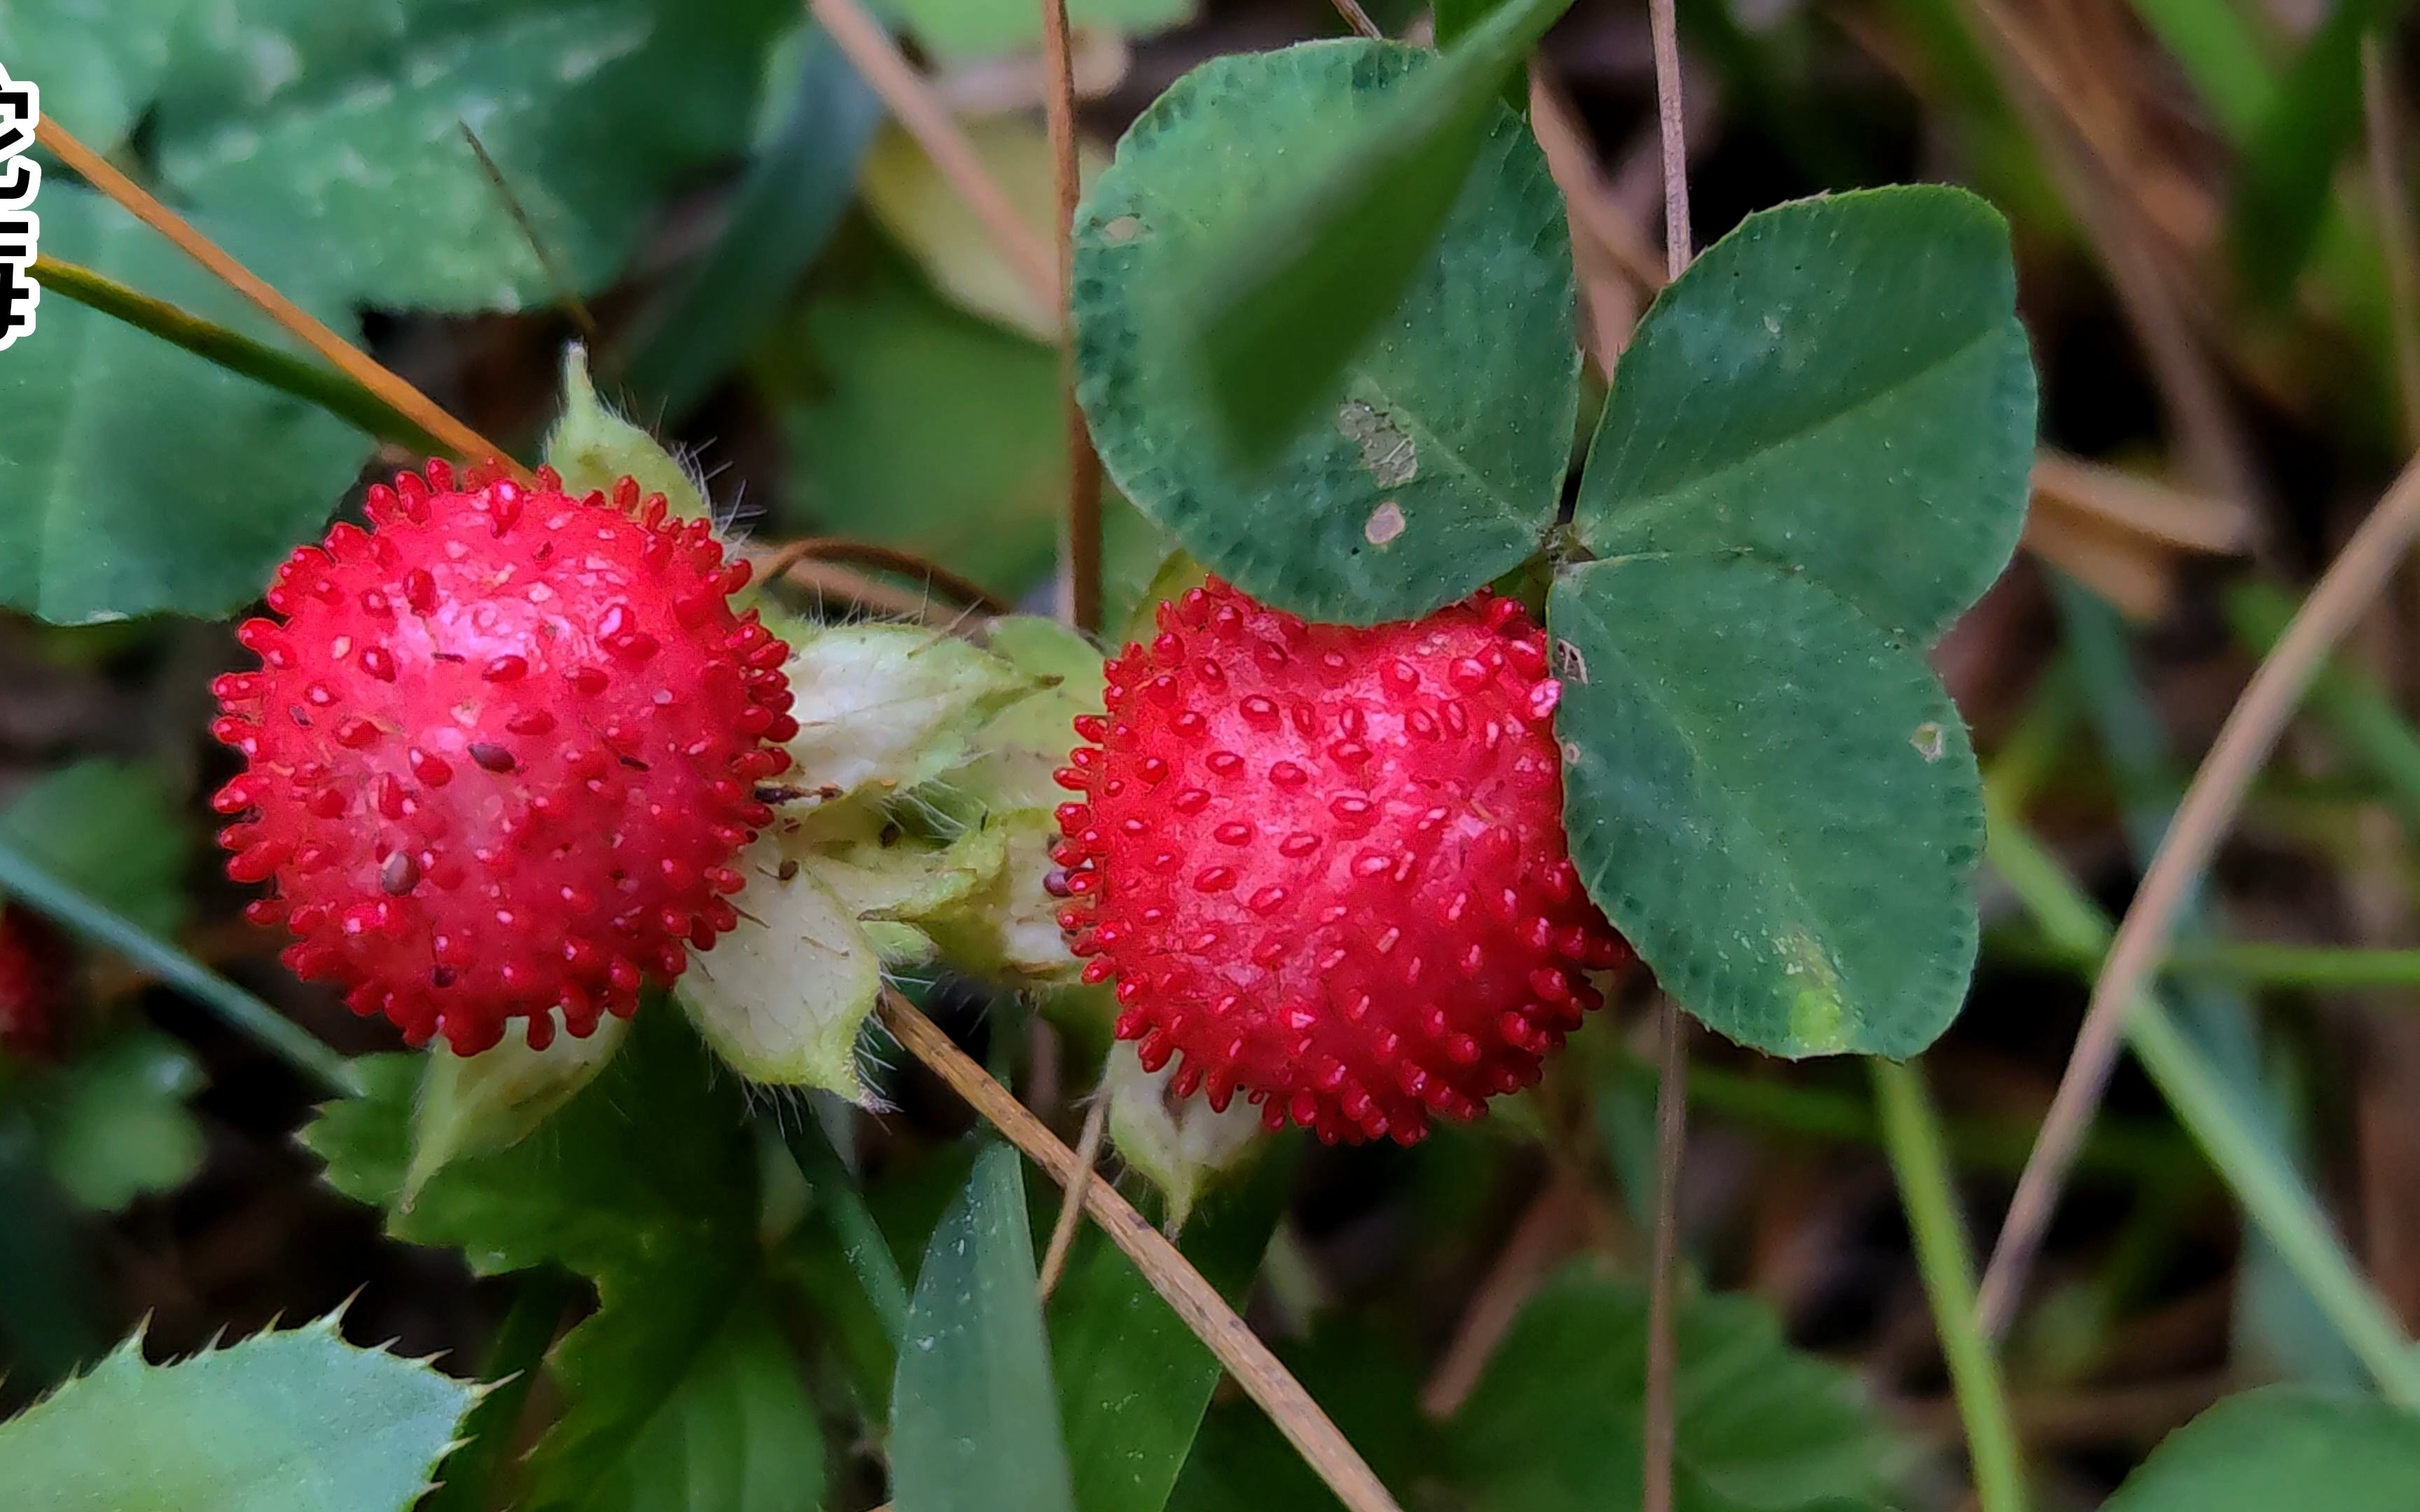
[0,905,65,1061]
[211,461,798,1056]
[1052,579,1630,1145]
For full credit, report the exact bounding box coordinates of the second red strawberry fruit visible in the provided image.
[1053,579,1629,1144]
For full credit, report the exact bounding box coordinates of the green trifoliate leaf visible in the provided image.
[1574,186,2035,645]
[0,1314,477,1512]
[1549,556,1982,1059]
[1073,39,1577,624]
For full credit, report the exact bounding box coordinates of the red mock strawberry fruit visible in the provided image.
[0,905,64,1061]
[1052,579,1630,1145]
[210,461,798,1056]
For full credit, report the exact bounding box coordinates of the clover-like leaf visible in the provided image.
[1549,556,1982,1059]
[1073,39,1576,624]
[2105,1387,2420,1511]
[1574,187,2035,645]
[0,1313,476,1512]
[1450,1266,1901,1510]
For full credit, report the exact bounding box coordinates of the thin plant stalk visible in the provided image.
[1872,1057,2030,1512]
[1989,931,2420,992]
[1330,0,1382,40]
[808,0,1058,315]
[1040,0,1104,634]
[30,256,447,454]
[1979,446,2420,1336]
[1036,1095,1109,1301]
[1641,2,1695,1507]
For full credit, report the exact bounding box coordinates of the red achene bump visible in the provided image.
[210,461,798,1056]
[1051,579,1630,1145]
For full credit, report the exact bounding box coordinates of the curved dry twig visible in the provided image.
[754,536,1010,617]
[1035,1094,1111,1300]
[878,990,1405,1512]
[1977,449,2420,1335]
[1040,0,1104,633]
